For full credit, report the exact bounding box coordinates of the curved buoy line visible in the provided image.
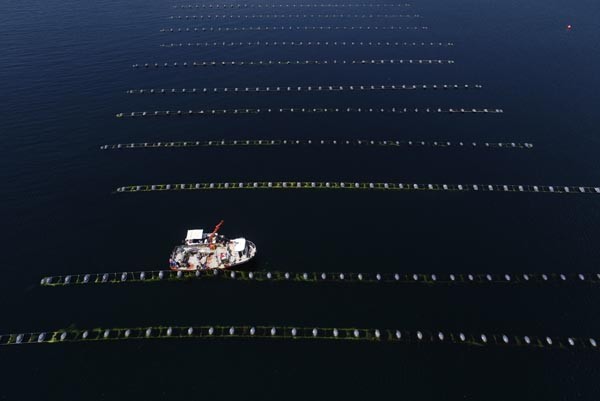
[2,325,598,352]
[126,84,481,95]
[115,107,500,118]
[100,139,533,151]
[173,4,413,9]
[131,59,454,68]
[168,14,421,19]
[159,26,429,32]
[114,181,600,195]
[159,41,454,48]
[40,269,599,287]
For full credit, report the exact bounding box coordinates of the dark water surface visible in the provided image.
[2,0,600,399]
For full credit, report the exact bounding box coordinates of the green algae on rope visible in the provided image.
[39,269,600,288]
[99,139,532,151]
[112,181,600,195]
[2,325,598,352]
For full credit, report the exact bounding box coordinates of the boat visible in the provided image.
[169,220,257,271]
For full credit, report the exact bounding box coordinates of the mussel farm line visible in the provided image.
[167,14,421,19]
[159,26,430,33]
[126,84,481,95]
[100,139,533,151]
[159,41,454,48]
[173,4,414,9]
[40,269,600,287]
[3,325,599,352]
[116,107,500,118]
[131,59,455,68]
[114,181,600,195]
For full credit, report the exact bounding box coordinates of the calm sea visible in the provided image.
[2,0,600,399]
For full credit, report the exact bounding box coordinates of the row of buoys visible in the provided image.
[99,139,533,151]
[126,84,481,94]
[3,325,598,352]
[168,14,421,19]
[39,269,599,287]
[114,181,600,195]
[116,107,501,118]
[173,4,413,8]
[160,26,429,32]
[126,84,481,95]
[131,59,455,68]
[159,41,454,47]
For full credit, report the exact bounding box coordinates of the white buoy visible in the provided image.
[167,327,172,336]
[312,328,318,337]
[459,333,466,341]
[146,328,152,337]
[187,327,194,335]
[438,332,444,341]
[417,331,423,340]
[250,327,256,335]
[82,331,89,339]
[229,327,235,335]
[395,330,402,339]
[481,334,487,343]
[291,328,297,336]
[524,336,531,344]
[208,327,214,335]
[354,330,360,338]
[546,337,553,345]
[124,329,131,338]
[502,335,509,343]
[37,333,46,343]
[102,330,109,339]
[271,327,276,336]
[333,328,338,337]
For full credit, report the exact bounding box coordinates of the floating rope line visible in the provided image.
[159,26,429,32]
[159,41,454,48]
[126,84,480,95]
[40,269,599,287]
[168,14,421,19]
[131,59,454,68]
[173,4,413,9]
[2,324,598,352]
[113,181,600,195]
[100,139,533,151]
[116,107,501,118]
[126,84,481,95]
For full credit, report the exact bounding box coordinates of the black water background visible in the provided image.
[1,0,600,399]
